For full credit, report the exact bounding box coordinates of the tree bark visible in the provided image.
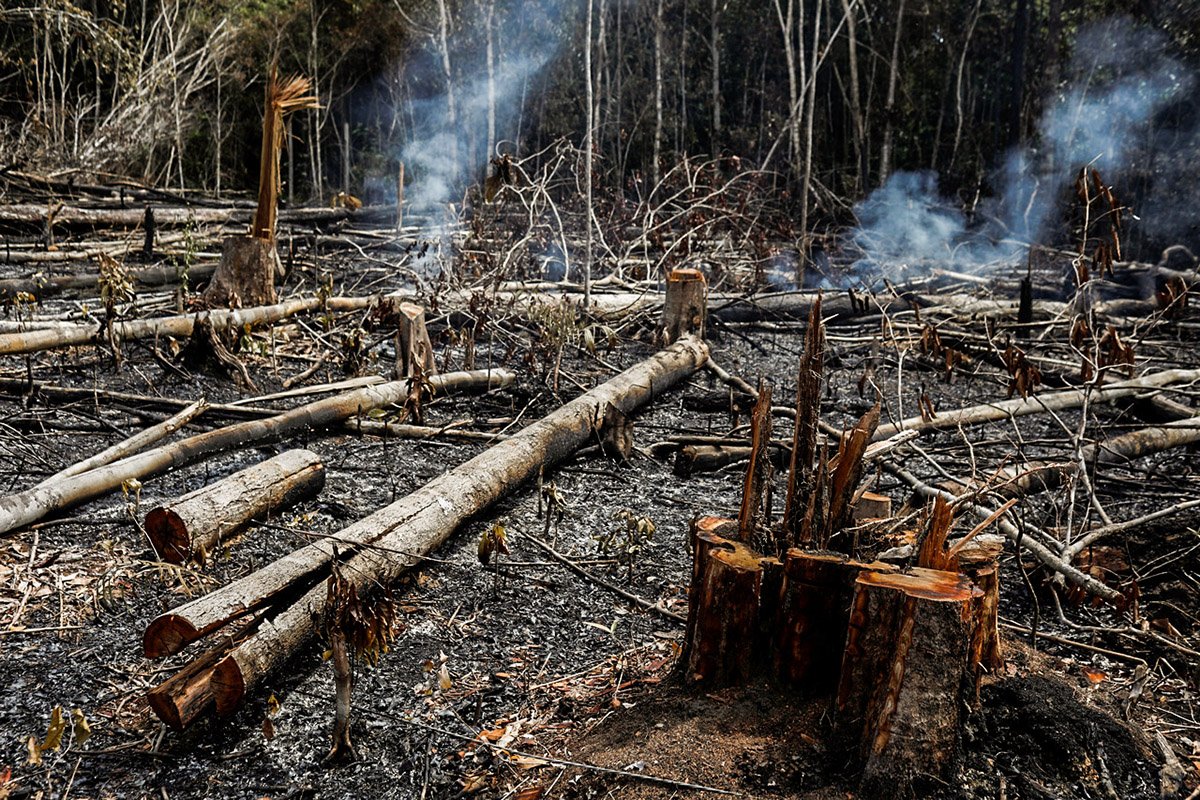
[144,339,708,697]
[878,0,907,184]
[145,449,325,564]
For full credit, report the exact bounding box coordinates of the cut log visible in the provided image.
[145,449,325,564]
[775,550,894,690]
[835,568,983,798]
[0,369,513,537]
[659,268,707,345]
[146,632,241,731]
[394,302,435,379]
[0,261,217,302]
[35,400,207,488]
[145,338,708,716]
[0,203,367,232]
[0,296,373,357]
[852,490,892,522]
[204,236,280,308]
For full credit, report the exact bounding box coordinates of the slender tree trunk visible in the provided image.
[878,0,906,184]
[486,0,496,169]
[653,0,665,189]
[949,0,982,171]
[678,0,689,154]
[840,0,866,189]
[799,0,822,239]
[437,0,458,168]
[585,0,595,303]
[711,0,721,148]
[1008,0,1030,145]
[773,0,801,166]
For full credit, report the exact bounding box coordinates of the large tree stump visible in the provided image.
[775,550,895,690]
[145,449,325,564]
[659,267,707,345]
[205,235,280,308]
[835,568,983,798]
[394,301,435,379]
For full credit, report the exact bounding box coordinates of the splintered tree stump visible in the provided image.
[659,267,707,345]
[775,550,895,689]
[394,301,435,379]
[684,516,783,686]
[145,449,325,564]
[835,568,983,797]
[205,235,280,308]
[954,535,1005,671]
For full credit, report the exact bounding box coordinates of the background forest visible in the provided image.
[1,0,1198,262]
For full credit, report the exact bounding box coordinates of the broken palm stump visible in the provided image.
[834,568,985,797]
[145,449,325,564]
[658,267,707,345]
[394,301,435,379]
[205,236,281,308]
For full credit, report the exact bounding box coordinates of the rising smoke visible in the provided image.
[853,16,1196,276]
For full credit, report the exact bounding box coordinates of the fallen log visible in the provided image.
[146,449,325,564]
[0,296,374,357]
[35,400,207,488]
[0,203,381,232]
[0,369,514,537]
[0,259,217,300]
[143,337,709,721]
[874,368,1200,440]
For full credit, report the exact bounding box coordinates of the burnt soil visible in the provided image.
[2,246,1199,800]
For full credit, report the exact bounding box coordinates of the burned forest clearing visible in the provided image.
[4,1,1200,799]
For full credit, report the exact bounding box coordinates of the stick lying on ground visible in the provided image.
[146,449,326,564]
[873,367,1200,440]
[143,336,709,727]
[0,369,513,536]
[0,296,374,357]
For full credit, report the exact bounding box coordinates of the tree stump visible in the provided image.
[835,568,983,798]
[954,534,1004,671]
[395,301,435,379]
[775,550,895,690]
[205,235,280,308]
[659,267,707,345]
[684,516,782,686]
[852,490,892,522]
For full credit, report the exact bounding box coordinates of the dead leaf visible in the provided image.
[438,663,452,691]
[70,708,91,745]
[1083,670,1106,685]
[262,716,275,741]
[26,736,40,766]
[515,786,545,799]
[266,693,281,717]
[41,706,66,752]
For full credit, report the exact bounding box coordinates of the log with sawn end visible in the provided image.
[142,337,709,722]
[146,449,326,564]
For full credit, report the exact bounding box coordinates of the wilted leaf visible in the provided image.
[1083,670,1106,685]
[266,693,281,717]
[70,708,91,745]
[515,785,546,799]
[41,706,66,752]
[262,716,275,741]
[26,736,40,766]
[438,663,452,691]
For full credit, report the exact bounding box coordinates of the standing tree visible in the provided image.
[205,71,318,308]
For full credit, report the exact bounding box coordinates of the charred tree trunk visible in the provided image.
[205,236,280,308]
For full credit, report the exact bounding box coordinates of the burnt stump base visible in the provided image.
[682,516,995,798]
